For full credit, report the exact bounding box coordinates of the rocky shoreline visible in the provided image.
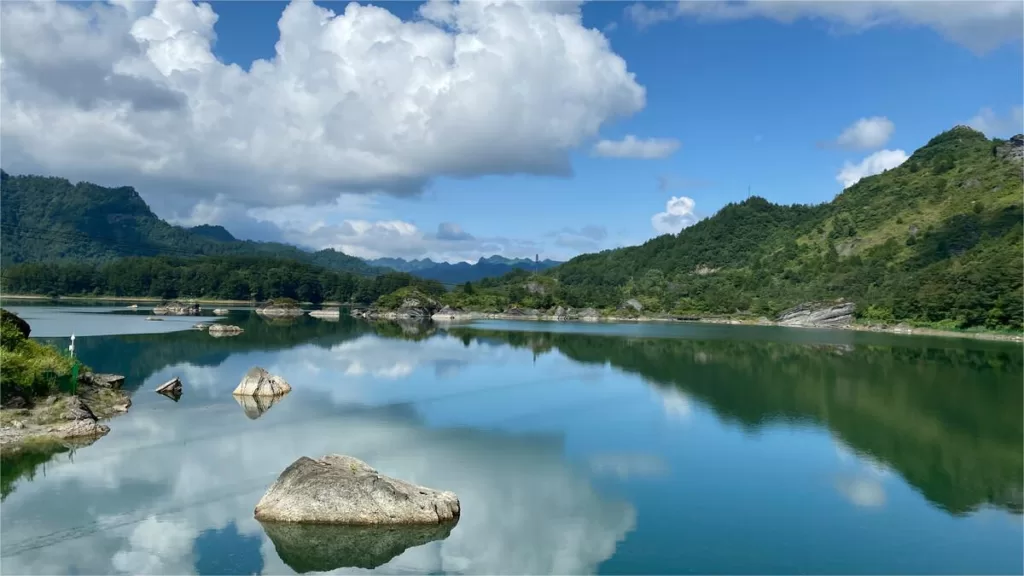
[0,373,132,452]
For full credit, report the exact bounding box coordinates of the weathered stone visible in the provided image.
[152,301,201,315]
[79,373,125,389]
[63,396,97,421]
[209,324,244,337]
[254,454,460,525]
[50,418,109,439]
[776,301,856,327]
[212,308,230,316]
[155,377,183,395]
[261,522,456,573]
[578,308,600,322]
[234,367,291,397]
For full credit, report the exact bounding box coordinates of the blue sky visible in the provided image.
[2,0,1022,261]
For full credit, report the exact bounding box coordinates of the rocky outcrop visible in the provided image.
[253,454,460,525]
[212,308,230,316]
[209,324,244,337]
[309,308,341,321]
[364,295,440,320]
[233,367,291,397]
[776,301,856,327]
[256,305,306,318]
[431,306,476,322]
[261,522,456,572]
[152,301,201,315]
[578,308,601,322]
[78,373,124,389]
[996,134,1024,162]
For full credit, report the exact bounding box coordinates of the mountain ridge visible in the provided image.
[367,255,562,284]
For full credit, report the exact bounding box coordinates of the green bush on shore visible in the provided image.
[1,309,79,403]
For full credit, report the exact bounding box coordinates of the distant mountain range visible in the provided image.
[0,171,558,285]
[367,255,562,284]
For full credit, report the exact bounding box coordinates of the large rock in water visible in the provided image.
[777,301,856,327]
[233,367,291,397]
[253,454,460,525]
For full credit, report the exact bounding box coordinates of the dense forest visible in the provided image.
[462,127,1024,330]
[0,171,379,275]
[0,256,445,304]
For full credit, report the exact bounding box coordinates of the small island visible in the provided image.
[0,309,131,452]
[256,298,306,319]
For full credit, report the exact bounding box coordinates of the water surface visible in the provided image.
[1,309,1021,574]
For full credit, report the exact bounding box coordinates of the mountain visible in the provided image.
[0,171,380,276]
[367,255,562,284]
[472,127,1024,330]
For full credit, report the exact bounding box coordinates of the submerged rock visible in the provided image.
[152,301,201,315]
[777,301,856,327]
[256,304,306,318]
[209,324,244,337]
[233,367,291,397]
[260,522,456,573]
[253,454,460,525]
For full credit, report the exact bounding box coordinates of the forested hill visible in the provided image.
[368,255,562,284]
[0,171,379,275]
[476,127,1024,330]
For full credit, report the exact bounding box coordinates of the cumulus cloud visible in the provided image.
[836,149,908,189]
[592,135,680,159]
[625,1,1023,54]
[651,196,699,235]
[0,0,645,211]
[967,106,1024,138]
[827,116,895,150]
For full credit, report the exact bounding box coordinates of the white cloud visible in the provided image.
[593,135,680,159]
[836,149,908,189]
[0,0,645,211]
[832,116,895,150]
[626,1,1023,54]
[967,106,1024,138]
[651,196,699,235]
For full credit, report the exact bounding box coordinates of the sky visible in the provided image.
[1,0,1022,263]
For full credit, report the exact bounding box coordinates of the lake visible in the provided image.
[1,307,1021,575]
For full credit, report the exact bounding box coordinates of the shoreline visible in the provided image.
[1,294,360,307]
[420,311,1024,343]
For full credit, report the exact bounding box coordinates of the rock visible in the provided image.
[253,454,460,525]
[79,373,125,389]
[193,323,212,331]
[157,388,182,402]
[50,418,109,439]
[364,293,440,321]
[12,420,25,430]
[155,377,183,395]
[63,396,97,421]
[261,522,456,573]
[152,301,201,315]
[4,396,29,409]
[996,133,1024,162]
[776,301,856,327]
[431,306,475,322]
[1,308,31,338]
[309,308,341,321]
[234,393,285,420]
[234,367,291,397]
[256,304,306,318]
[622,299,643,312]
[126,304,138,309]
[578,308,600,322]
[212,308,230,316]
[209,324,244,337]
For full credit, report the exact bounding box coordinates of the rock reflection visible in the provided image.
[232,393,287,420]
[260,522,456,573]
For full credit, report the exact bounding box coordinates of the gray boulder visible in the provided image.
[152,301,200,315]
[212,308,230,316]
[79,373,124,389]
[233,367,291,397]
[209,324,244,337]
[253,454,460,525]
[777,301,856,327]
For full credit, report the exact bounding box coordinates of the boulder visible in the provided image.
[261,522,456,573]
[234,367,291,397]
[254,454,460,525]
[152,301,201,315]
[578,308,600,322]
[209,324,244,337]
[63,396,97,421]
[155,377,183,395]
[776,301,856,327]
[50,418,109,439]
[79,373,125,389]
[212,308,230,316]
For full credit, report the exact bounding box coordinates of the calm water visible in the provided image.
[1,308,1021,574]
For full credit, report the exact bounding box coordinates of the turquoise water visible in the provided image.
[1,309,1021,574]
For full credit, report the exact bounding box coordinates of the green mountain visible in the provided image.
[368,255,562,284]
[0,171,379,276]
[473,127,1024,330]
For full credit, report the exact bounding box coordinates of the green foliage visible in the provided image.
[1,256,443,306]
[0,310,77,402]
[458,126,1023,330]
[0,171,379,276]
[373,286,439,310]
